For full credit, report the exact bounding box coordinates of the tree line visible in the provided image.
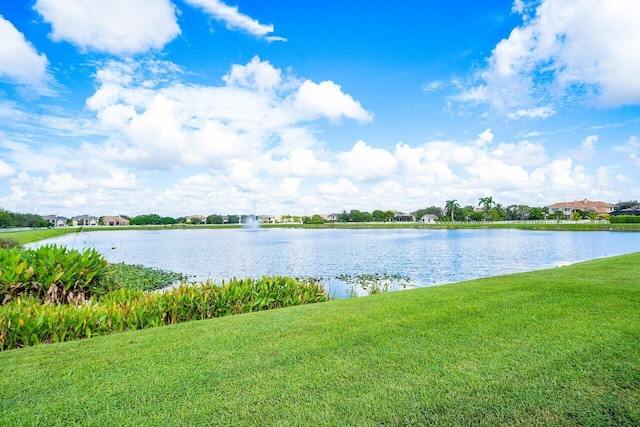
[0,209,49,228]
[1,199,636,228]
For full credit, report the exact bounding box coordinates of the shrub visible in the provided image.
[0,237,21,249]
[609,215,640,224]
[0,276,328,350]
[0,245,108,304]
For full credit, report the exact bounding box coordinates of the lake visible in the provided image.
[31,228,640,297]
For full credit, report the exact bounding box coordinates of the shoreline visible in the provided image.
[5,221,640,244]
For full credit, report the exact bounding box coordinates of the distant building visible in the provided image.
[102,216,130,226]
[43,215,68,227]
[419,214,439,223]
[72,215,99,227]
[548,199,614,219]
[393,213,415,222]
[326,213,342,222]
[259,215,276,224]
[611,205,640,216]
[185,215,206,224]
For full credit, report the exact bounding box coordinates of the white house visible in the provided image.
[43,215,68,227]
[419,214,439,223]
[72,215,99,226]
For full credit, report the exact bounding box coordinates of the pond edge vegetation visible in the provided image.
[0,244,327,350]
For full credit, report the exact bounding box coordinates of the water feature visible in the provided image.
[242,216,262,230]
[29,228,640,297]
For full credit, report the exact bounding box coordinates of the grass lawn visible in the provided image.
[1,253,639,425]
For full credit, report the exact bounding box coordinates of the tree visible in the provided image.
[372,210,386,222]
[529,207,545,220]
[161,216,177,225]
[130,214,166,225]
[303,214,325,224]
[573,210,596,221]
[206,214,223,225]
[478,196,494,214]
[445,200,460,222]
[338,211,350,222]
[349,210,372,222]
[615,200,638,210]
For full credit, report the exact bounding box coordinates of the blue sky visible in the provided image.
[0,0,638,217]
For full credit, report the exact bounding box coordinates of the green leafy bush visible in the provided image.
[609,215,640,223]
[0,276,328,350]
[0,245,108,304]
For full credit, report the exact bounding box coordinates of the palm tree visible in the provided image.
[478,196,494,214]
[445,199,460,222]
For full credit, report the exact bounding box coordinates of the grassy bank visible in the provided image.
[4,221,640,245]
[1,253,638,425]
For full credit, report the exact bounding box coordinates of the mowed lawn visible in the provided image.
[1,253,639,426]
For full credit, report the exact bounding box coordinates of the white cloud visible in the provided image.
[466,156,532,191]
[317,178,359,198]
[293,80,373,123]
[34,0,180,55]
[393,143,457,185]
[337,141,397,182]
[223,56,282,91]
[475,129,494,147]
[83,57,371,173]
[0,16,48,87]
[422,80,443,92]
[267,149,333,178]
[507,106,556,119]
[0,157,16,178]
[183,0,285,41]
[492,140,548,166]
[459,0,640,114]
[580,134,597,155]
[612,135,640,166]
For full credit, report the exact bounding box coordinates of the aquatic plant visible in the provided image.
[103,262,187,292]
[0,245,108,304]
[0,276,328,350]
[336,273,411,296]
[0,238,21,249]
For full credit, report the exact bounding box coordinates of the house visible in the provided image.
[393,213,415,222]
[259,215,276,224]
[548,199,614,219]
[185,214,206,224]
[326,213,342,222]
[72,215,99,227]
[419,214,439,223]
[611,205,640,216]
[102,215,130,226]
[43,215,68,227]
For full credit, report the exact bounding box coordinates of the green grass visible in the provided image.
[3,227,83,244]
[1,253,638,425]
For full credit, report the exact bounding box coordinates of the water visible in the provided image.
[29,228,640,297]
